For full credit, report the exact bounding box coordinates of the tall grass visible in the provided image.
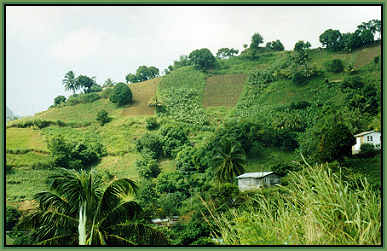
[205,164,381,245]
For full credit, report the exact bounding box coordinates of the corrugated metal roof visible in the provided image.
[354,130,379,137]
[236,172,274,179]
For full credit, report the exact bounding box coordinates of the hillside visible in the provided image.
[5,42,382,245]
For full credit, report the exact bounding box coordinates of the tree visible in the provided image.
[250,33,264,49]
[319,29,342,51]
[125,73,139,84]
[103,78,115,88]
[63,71,78,94]
[76,75,94,93]
[188,48,216,71]
[216,48,239,59]
[54,95,66,106]
[314,113,356,162]
[212,138,246,183]
[148,66,160,79]
[96,110,111,126]
[109,82,133,106]
[266,40,285,51]
[19,169,168,245]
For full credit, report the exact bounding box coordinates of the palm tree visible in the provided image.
[63,71,78,94]
[212,138,246,183]
[19,169,168,245]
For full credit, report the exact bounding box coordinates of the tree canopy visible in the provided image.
[188,48,216,71]
[250,33,264,49]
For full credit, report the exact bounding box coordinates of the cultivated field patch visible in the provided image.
[203,74,247,107]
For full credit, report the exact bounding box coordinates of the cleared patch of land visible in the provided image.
[121,78,159,116]
[6,128,47,151]
[353,44,381,67]
[202,74,247,107]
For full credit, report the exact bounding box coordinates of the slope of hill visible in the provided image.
[5,43,382,219]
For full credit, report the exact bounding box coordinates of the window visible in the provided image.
[367,136,373,142]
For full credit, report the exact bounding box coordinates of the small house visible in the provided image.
[236,172,281,192]
[352,130,381,154]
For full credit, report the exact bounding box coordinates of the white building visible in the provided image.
[352,130,381,154]
[236,172,280,192]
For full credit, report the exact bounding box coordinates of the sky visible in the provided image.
[6,5,381,117]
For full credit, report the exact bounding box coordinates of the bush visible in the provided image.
[54,95,66,106]
[47,135,105,170]
[291,70,308,85]
[96,110,111,126]
[358,143,378,158]
[80,93,100,104]
[88,83,103,93]
[289,101,311,110]
[135,133,164,159]
[33,119,52,129]
[66,94,81,106]
[325,59,344,73]
[136,152,161,179]
[374,56,380,64]
[145,117,159,130]
[101,87,113,99]
[341,76,364,90]
[6,206,21,231]
[160,124,189,158]
[109,82,133,106]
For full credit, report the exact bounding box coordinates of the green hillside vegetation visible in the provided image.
[6,20,382,245]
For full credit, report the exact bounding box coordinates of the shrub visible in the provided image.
[47,135,105,170]
[358,143,378,158]
[145,117,159,130]
[325,59,344,73]
[80,93,100,103]
[341,76,364,90]
[33,119,52,129]
[101,87,113,99]
[136,152,161,179]
[291,70,308,85]
[160,124,189,158]
[54,95,66,106]
[6,206,21,231]
[135,133,164,159]
[289,101,311,110]
[66,93,81,106]
[374,56,380,64]
[96,110,111,126]
[88,83,103,93]
[109,82,133,106]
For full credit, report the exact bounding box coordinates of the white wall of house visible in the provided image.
[237,174,280,191]
[352,132,381,154]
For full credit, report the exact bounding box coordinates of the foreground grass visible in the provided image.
[206,164,381,245]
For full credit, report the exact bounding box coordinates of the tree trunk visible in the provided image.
[78,202,87,245]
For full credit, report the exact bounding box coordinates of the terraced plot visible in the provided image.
[202,74,247,107]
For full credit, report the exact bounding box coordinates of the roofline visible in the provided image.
[236,172,279,179]
[354,130,379,137]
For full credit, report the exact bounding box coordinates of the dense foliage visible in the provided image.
[188,48,216,71]
[109,82,133,106]
[47,135,106,170]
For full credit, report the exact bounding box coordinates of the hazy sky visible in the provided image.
[6,5,381,116]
